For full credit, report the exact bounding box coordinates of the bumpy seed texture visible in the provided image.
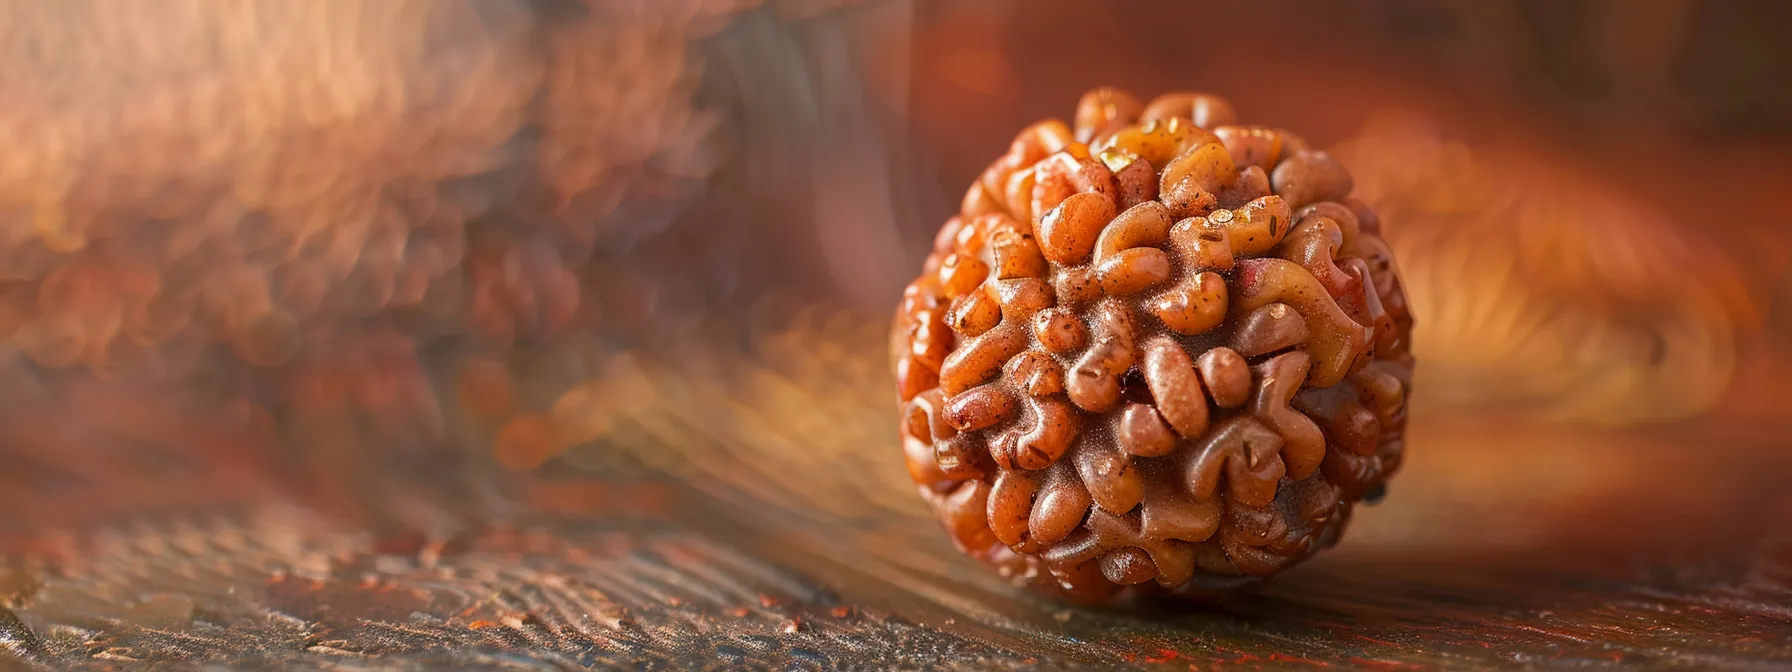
[893,87,1415,603]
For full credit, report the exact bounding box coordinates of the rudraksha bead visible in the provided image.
[893,87,1415,602]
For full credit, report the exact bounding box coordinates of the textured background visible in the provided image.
[1,0,1791,668]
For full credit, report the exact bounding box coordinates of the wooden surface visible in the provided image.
[1,312,1789,670]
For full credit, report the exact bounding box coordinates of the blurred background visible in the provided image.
[0,0,1789,667]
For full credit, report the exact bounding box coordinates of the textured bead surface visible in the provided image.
[893,88,1415,602]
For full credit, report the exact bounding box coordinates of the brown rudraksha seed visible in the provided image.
[892,87,1415,602]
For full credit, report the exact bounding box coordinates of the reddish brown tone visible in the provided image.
[893,88,1414,601]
